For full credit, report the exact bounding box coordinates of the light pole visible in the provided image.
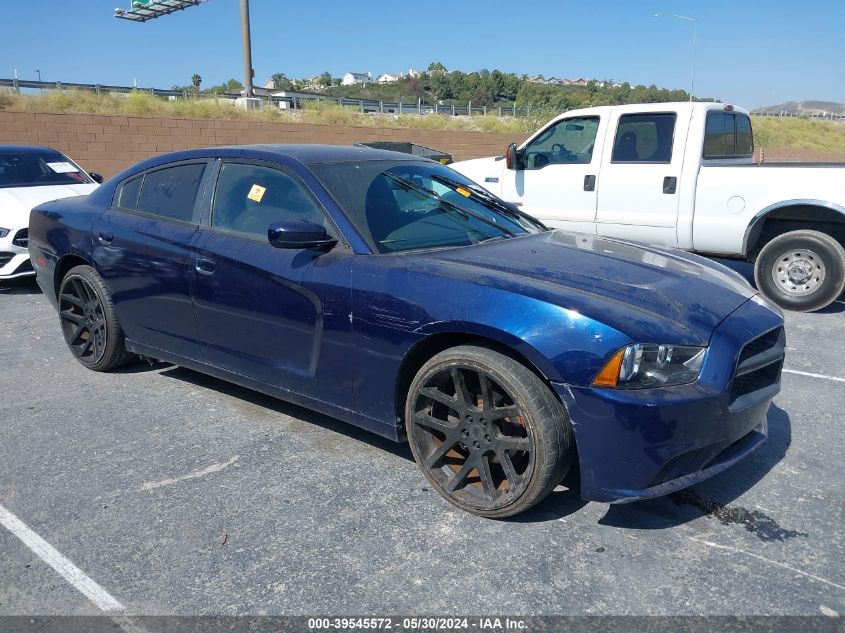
[240,0,254,98]
[36,69,42,94]
[654,12,696,102]
[114,1,255,97]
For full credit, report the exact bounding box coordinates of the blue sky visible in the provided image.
[2,0,843,108]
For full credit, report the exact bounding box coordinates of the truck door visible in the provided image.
[595,111,687,246]
[500,115,604,234]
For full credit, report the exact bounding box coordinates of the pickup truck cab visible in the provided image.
[452,102,845,311]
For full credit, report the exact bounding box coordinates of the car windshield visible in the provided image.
[311,160,546,253]
[0,149,92,188]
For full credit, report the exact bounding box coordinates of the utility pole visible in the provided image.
[240,0,254,97]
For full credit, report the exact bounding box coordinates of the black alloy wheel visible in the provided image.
[58,265,132,371]
[406,346,573,518]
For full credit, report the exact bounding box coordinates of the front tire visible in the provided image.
[58,265,132,371]
[405,345,573,518]
[754,230,845,312]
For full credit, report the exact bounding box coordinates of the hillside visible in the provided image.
[752,100,845,116]
[322,74,701,111]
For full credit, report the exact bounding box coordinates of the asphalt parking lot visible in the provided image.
[1,263,843,618]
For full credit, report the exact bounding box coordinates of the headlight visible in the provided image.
[593,344,706,389]
[0,228,10,238]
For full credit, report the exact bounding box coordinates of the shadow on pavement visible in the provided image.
[0,276,41,295]
[597,404,793,536]
[157,364,415,464]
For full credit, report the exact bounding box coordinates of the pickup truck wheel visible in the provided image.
[58,265,132,371]
[405,346,573,518]
[754,230,845,312]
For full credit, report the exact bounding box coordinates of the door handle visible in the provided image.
[583,175,596,192]
[195,257,216,276]
[97,232,114,244]
[663,176,678,194]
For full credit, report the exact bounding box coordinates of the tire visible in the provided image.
[405,345,573,518]
[754,230,845,312]
[58,265,133,371]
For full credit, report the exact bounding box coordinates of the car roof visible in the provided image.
[0,145,66,153]
[210,144,431,165]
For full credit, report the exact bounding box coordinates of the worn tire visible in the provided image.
[754,230,845,312]
[58,265,133,371]
[405,345,573,519]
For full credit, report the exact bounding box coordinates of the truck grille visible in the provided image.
[728,326,785,410]
[12,228,28,248]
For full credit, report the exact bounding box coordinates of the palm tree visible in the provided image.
[191,74,202,97]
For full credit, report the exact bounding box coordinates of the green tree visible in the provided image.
[270,72,293,91]
[428,61,447,73]
[317,71,332,88]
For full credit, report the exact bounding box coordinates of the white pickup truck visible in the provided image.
[452,102,845,311]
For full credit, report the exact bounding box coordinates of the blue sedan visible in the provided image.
[28,145,785,517]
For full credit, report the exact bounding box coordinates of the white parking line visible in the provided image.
[783,368,845,384]
[0,501,124,612]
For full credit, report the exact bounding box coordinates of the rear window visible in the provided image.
[704,112,754,158]
[611,113,677,163]
[0,149,93,188]
[136,163,206,222]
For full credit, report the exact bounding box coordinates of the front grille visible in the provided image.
[12,228,28,248]
[0,252,14,267]
[729,326,785,410]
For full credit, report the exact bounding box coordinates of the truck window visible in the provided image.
[611,113,676,163]
[522,117,599,170]
[703,112,754,158]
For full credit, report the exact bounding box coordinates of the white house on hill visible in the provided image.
[377,72,402,83]
[342,72,372,86]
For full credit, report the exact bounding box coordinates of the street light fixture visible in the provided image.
[654,12,696,102]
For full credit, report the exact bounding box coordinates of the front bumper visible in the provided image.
[555,297,784,503]
[0,229,33,279]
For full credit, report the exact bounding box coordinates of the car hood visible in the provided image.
[0,184,99,228]
[428,231,756,345]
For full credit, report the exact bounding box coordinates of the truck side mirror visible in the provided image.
[506,143,522,170]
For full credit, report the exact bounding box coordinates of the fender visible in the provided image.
[743,198,845,255]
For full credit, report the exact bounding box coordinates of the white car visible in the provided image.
[0,146,101,280]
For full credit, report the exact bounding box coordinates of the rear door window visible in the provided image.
[612,113,677,163]
[136,163,206,222]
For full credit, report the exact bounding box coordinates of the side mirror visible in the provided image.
[268,219,338,250]
[89,172,104,184]
[505,143,522,170]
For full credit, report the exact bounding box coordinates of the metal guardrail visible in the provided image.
[750,111,845,121]
[0,78,534,119]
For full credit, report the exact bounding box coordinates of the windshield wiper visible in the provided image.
[382,172,516,238]
[430,174,547,230]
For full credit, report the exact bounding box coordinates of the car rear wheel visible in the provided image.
[754,230,845,312]
[405,345,573,518]
[58,265,132,371]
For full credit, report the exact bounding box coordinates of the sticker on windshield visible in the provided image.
[455,186,471,197]
[247,184,266,203]
[46,162,79,174]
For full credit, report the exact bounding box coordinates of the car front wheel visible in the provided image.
[405,345,574,518]
[58,265,132,371]
[754,230,845,312]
